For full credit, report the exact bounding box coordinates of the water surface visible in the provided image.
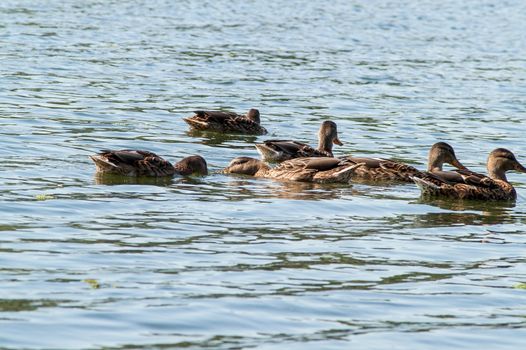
[1,0,526,349]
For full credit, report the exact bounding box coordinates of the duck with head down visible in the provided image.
[183,108,267,135]
[255,120,343,162]
[90,150,208,177]
[412,148,526,200]
[223,156,364,184]
[340,142,468,182]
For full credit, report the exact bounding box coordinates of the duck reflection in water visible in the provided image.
[223,178,353,201]
[412,197,515,227]
[94,173,175,186]
[186,129,258,147]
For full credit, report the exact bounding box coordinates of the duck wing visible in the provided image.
[99,149,159,165]
[193,110,240,121]
[340,156,419,182]
[301,157,342,171]
[92,149,174,176]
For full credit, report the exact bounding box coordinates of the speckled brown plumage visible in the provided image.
[340,156,421,182]
[340,142,467,182]
[90,150,208,177]
[256,140,333,162]
[413,171,515,200]
[183,109,267,135]
[223,156,363,184]
[412,148,526,201]
[255,121,342,162]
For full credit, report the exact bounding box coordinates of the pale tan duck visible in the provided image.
[340,142,467,182]
[223,156,364,184]
[413,148,526,200]
[255,121,342,162]
[183,108,267,135]
[90,150,208,177]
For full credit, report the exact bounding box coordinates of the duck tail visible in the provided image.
[411,176,440,193]
[318,162,365,183]
[339,162,366,175]
[335,163,365,181]
[89,155,118,173]
[183,117,208,130]
[255,143,281,162]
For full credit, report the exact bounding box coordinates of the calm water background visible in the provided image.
[1,0,526,348]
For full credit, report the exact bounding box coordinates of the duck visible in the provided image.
[90,150,208,177]
[223,156,364,184]
[255,120,342,162]
[339,142,467,182]
[412,148,526,200]
[183,109,267,135]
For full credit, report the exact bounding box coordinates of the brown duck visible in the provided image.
[339,142,467,182]
[412,148,526,200]
[223,156,364,184]
[255,121,342,162]
[90,150,208,177]
[183,109,267,135]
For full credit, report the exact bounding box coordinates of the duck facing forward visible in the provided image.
[339,142,467,182]
[412,148,526,200]
[90,150,208,177]
[255,120,342,162]
[223,156,363,184]
[183,109,267,135]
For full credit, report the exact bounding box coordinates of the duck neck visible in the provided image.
[317,136,333,155]
[427,158,443,172]
[488,168,508,182]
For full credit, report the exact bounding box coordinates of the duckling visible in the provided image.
[90,150,208,177]
[413,148,526,200]
[223,156,363,184]
[340,142,467,182]
[183,109,267,135]
[255,120,342,162]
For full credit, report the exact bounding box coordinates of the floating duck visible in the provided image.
[255,121,342,162]
[90,150,208,177]
[413,148,526,200]
[339,142,467,182]
[223,156,363,183]
[183,109,267,135]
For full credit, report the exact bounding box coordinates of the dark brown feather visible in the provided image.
[413,171,516,200]
[184,110,267,135]
[91,150,175,177]
[339,156,420,182]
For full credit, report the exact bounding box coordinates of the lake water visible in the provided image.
[1,0,526,348]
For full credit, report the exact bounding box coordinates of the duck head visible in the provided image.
[487,148,526,182]
[175,155,208,176]
[318,120,342,154]
[223,157,269,176]
[427,142,467,172]
[246,109,261,124]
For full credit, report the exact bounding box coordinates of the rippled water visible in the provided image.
[1,0,526,348]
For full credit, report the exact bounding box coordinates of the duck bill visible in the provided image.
[514,161,526,173]
[333,137,343,146]
[451,158,468,170]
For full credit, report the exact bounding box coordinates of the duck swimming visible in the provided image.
[183,109,267,135]
[90,150,208,177]
[339,142,467,182]
[255,120,342,162]
[412,148,526,200]
[223,156,363,184]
